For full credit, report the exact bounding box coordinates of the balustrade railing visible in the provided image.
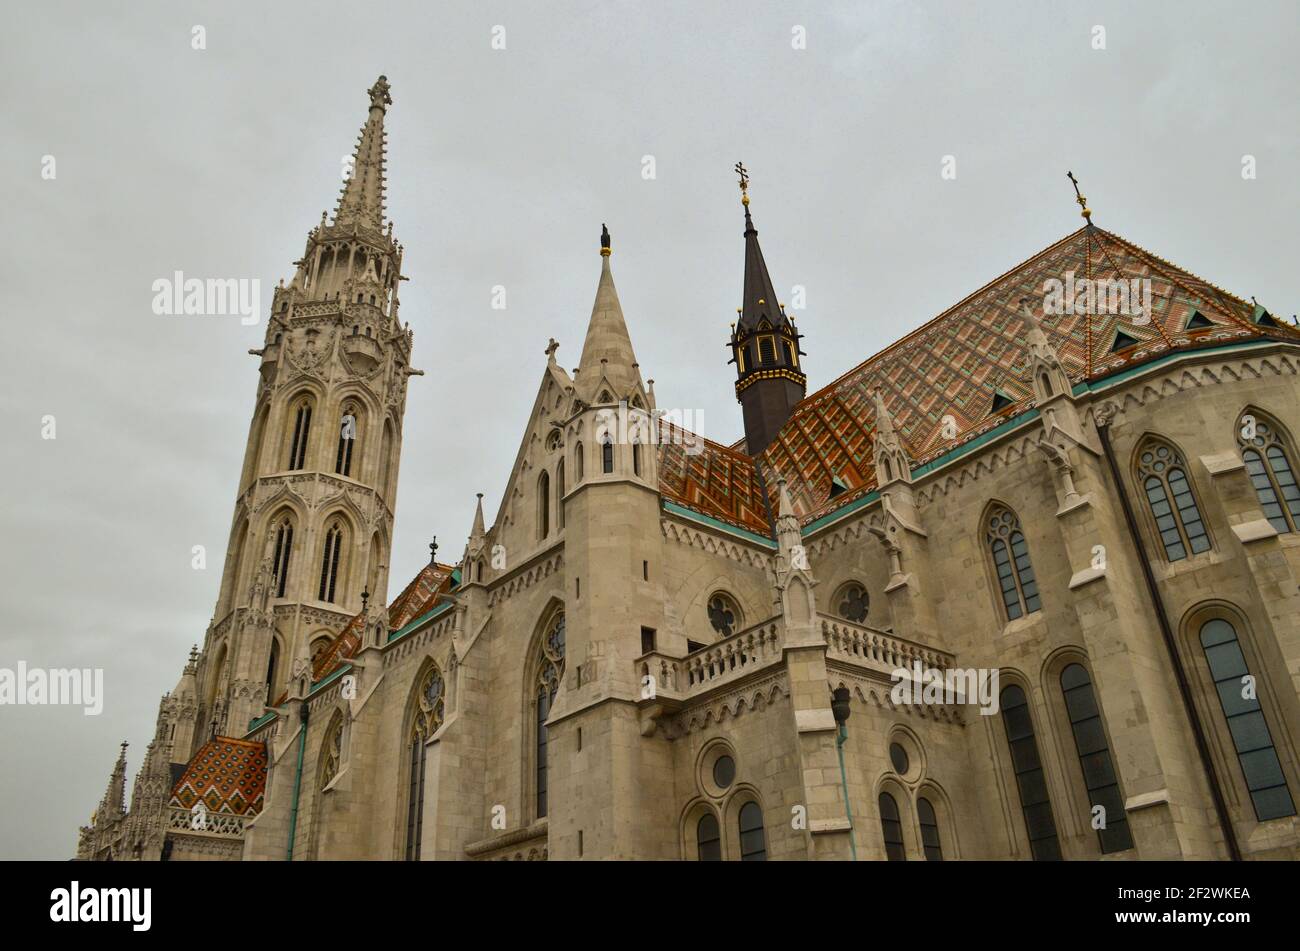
[167,806,248,838]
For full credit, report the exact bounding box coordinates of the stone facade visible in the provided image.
[78,76,1300,862]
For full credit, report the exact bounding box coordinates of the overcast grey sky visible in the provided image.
[2,1,1297,859]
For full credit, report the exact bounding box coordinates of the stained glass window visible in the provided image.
[986,506,1041,621]
[1136,438,1211,561]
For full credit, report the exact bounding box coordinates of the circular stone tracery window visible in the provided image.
[707,594,740,637]
[889,742,909,775]
[712,755,736,789]
[836,583,869,623]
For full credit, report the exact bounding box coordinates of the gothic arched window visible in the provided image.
[320,714,343,790]
[1136,437,1211,561]
[288,400,313,470]
[633,441,642,476]
[1198,618,1296,822]
[985,506,1041,621]
[999,684,1062,860]
[737,800,767,861]
[271,516,294,598]
[917,797,943,861]
[834,582,869,623]
[556,460,566,530]
[264,638,280,705]
[707,593,741,638]
[574,442,584,482]
[696,811,721,861]
[405,664,446,860]
[878,792,905,861]
[538,470,550,540]
[318,521,344,603]
[534,609,565,819]
[1237,411,1300,534]
[336,405,358,478]
[1060,663,1133,853]
[601,435,614,474]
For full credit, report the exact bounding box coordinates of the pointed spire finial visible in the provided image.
[361,587,370,613]
[429,535,438,565]
[735,160,750,207]
[334,76,393,231]
[600,223,611,257]
[1066,171,1092,224]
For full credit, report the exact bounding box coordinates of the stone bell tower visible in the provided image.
[196,75,422,742]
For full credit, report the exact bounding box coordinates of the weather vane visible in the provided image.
[735,161,750,206]
[1066,171,1092,223]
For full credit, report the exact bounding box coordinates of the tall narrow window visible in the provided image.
[556,460,566,529]
[759,336,776,365]
[264,639,280,705]
[1237,412,1300,534]
[336,406,357,477]
[288,401,312,470]
[601,436,614,474]
[1060,664,1134,853]
[878,792,906,861]
[405,664,446,860]
[999,684,1062,860]
[917,797,943,861]
[1199,619,1296,821]
[271,517,293,598]
[320,716,343,789]
[696,812,721,861]
[1136,437,1211,561]
[632,441,642,476]
[318,522,344,603]
[737,801,766,861]
[985,506,1041,621]
[574,442,584,481]
[538,471,550,540]
[535,610,565,818]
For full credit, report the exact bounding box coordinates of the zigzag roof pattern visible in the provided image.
[659,225,1298,533]
[308,562,454,682]
[169,737,267,816]
[267,561,456,709]
[656,420,772,535]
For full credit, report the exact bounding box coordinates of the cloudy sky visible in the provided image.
[2,1,1297,859]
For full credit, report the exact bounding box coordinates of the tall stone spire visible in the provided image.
[575,224,641,403]
[99,742,129,819]
[728,163,806,456]
[334,75,392,231]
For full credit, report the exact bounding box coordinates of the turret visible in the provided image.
[728,163,806,455]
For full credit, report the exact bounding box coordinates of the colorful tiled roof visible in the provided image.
[755,225,1299,523]
[308,562,455,682]
[169,737,267,815]
[657,420,773,536]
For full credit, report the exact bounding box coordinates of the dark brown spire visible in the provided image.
[728,164,806,456]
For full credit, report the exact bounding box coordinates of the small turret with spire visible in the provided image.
[728,163,807,455]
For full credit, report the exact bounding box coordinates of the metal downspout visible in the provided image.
[285,703,309,861]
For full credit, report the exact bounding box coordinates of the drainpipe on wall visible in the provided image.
[285,703,309,861]
[1095,417,1241,861]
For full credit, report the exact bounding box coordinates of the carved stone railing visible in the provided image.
[819,616,955,678]
[166,806,248,839]
[636,618,784,704]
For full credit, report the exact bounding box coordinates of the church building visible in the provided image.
[78,76,1300,861]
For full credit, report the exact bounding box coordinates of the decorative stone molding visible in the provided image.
[660,518,772,570]
[664,673,789,738]
[485,552,564,607]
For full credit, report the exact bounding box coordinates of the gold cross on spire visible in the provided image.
[735,161,750,206]
[1067,170,1092,223]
